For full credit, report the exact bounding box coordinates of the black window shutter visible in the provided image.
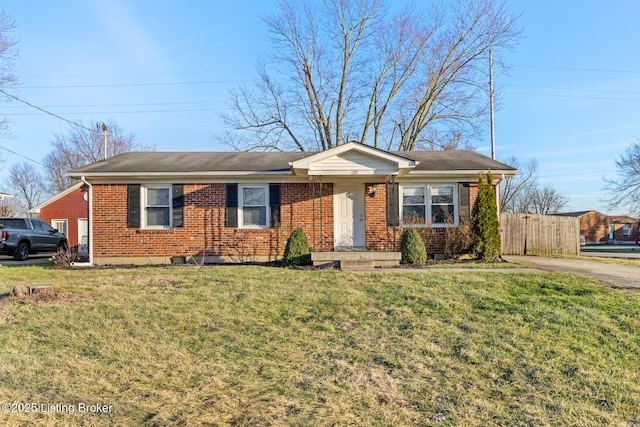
[458,183,471,224]
[386,181,399,226]
[269,183,281,227]
[127,184,141,228]
[172,184,184,228]
[225,183,238,227]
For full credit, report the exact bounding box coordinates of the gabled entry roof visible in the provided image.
[289,142,416,177]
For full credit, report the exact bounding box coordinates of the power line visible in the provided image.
[508,84,640,96]
[507,91,640,102]
[3,108,224,116]
[2,100,225,109]
[0,146,43,165]
[515,64,640,74]
[0,89,94,131]
[19,80,251,90]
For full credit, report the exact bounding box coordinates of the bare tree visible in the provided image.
[5,162,45,214]
[0,196,20,217]
[221,0,519,152]
[0,8,18,144]
[43,120,152,193]
[500,155,538,213]
[500,155,568,215]
[527,184,569,215]
[604,139,640,216]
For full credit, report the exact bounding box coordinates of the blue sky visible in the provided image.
[1,0,640,215]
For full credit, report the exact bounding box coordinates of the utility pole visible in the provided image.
[101,123,108,160]
[489,50,496,160]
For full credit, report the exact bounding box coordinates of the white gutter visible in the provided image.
[72,176,93,267]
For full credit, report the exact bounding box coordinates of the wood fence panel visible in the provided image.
[500,213,580,256]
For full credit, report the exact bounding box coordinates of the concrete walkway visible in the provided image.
[503,256,640,289]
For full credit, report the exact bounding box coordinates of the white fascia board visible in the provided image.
[83,175,310,185]
[68,170,295,179]
[290,142,416,170]
[307,168,400,176]
[406,169,518,179]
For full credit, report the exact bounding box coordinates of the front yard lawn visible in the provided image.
[0,265,639,426]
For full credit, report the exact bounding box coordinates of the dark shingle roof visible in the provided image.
[69,150,516,176]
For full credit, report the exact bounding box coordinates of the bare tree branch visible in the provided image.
[604,138,640,216]
[5,162,45,214]
[220,0,520,152]
[43,120,150,194]
[0,8,18,144]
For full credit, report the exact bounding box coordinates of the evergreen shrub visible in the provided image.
[400,228,427,264]
[282,227,312,266]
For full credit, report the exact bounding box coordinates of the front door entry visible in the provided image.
[334,184,365,250]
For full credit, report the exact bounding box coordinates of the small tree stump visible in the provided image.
[29,286,54,297]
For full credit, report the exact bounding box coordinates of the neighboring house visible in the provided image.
[68,142,517,265]
[29,182,89,254]
[558,210,639,243]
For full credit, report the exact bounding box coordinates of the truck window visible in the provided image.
[0,219,27,229]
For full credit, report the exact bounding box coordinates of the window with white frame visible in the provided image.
[239,185,269,228]
[51,219,68,236]
[402,186,427,225]
[430,185,455,224]
[623,223,630,236]
[142,185,171,228]
[400,184,457,227]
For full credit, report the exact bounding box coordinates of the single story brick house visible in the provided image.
[68,142,517,266]
[558,210,639,243]
[30,182,89,254]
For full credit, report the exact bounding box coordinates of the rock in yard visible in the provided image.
[11,284,30,298]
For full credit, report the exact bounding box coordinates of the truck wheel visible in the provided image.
[14,242,29,261]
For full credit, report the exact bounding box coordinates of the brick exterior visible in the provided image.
[38,185,88,248]
[92,183,334,261]
[569,211,640,243]
[90,180,481,263]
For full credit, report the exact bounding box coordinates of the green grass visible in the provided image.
[1,265,639,426]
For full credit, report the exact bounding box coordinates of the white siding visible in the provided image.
[309,151,397,175]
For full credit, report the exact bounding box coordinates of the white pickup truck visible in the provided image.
[0,217,68,261]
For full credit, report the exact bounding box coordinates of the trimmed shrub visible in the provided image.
[471,172,501,260]
[400,228,427,264]
[282,227,312,266]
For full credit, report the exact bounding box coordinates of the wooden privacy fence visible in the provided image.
[500,213,581,256]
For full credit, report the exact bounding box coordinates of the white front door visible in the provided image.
[78,218,88,254]
[334,184,365,250]
[609,224,615,240]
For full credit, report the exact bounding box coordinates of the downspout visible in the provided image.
[79,176,93,266]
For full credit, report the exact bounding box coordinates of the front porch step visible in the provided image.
[311,251,401,269]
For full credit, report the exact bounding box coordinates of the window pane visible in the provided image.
[431,186,453,204]
[243,187,266,206]
[432,205,455,224]
[402,206,425,224]
[147,188,170,206]
[402,186,425,205]
[243,206,266,226]
[147,207,170,226]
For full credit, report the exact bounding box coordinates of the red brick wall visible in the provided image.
[39,186,88,247]
[362,181,478,255]
[92,182,335,260]
[92,180,481,261]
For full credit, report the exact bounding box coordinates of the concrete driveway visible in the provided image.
[504,255,640,289]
